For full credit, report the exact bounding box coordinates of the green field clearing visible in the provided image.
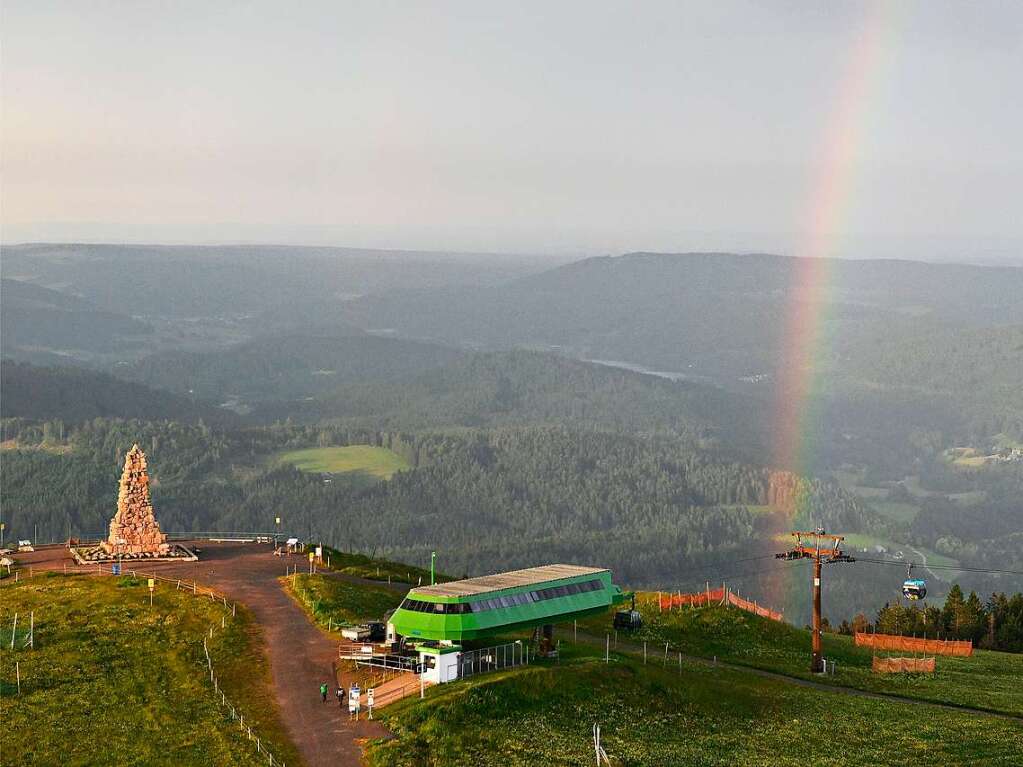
[953,455,991,468]
[869,501,920,524]
[581,600,1022,717]
[831,470,889,498]
[0,574,301,767]
[993,434,1023,450]
[901,476,986,506]
[367,636,1023,767]
[835,534,960,573]
[282,573,403,635]
[273,445,410,480]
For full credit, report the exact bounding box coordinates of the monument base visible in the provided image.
[70,543,198,564]
[100,540,171,556]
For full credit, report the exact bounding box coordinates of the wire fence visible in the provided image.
[4,564,287,766]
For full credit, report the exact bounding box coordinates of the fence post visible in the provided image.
[664,641,669,666]
[643,641,647,664]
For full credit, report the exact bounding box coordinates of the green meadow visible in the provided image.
[272,445,410,481]
[581,600,1023,717]
[319,546,452,585]
[282,573,403,635]
[0,574,300,767]
[367,638,1023,767]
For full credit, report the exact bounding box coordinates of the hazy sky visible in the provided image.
[2,1,1021,261]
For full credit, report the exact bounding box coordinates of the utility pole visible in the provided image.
[776,529,854,673]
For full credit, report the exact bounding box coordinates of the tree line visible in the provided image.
[833,585,1023,654]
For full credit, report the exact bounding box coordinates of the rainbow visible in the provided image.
[764,4,896,621]
[772,2,893,481]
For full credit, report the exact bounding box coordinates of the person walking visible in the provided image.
[320,682,328,703]
[336,685,345,708]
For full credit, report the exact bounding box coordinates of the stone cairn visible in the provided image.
[100,444,169,556]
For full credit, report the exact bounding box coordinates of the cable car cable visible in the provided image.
[854,557,1023,576]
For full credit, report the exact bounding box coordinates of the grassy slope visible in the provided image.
[281,573,403,635]
[0,574,302,767]
[319,547,452,585]
[366,641,1023,767]
[272,445,410,480]
[581,599,1023,717]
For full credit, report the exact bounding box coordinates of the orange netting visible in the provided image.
[725,591,784,622]
[855,632,972,657]
[658,588,725,610]
[872,656,936,673]
[657,589,783,622]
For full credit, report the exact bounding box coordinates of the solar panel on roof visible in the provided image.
[411,564,608,598]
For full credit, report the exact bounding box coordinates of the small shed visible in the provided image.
[417,644,462,685]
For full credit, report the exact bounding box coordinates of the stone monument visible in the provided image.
[101,444,170,556]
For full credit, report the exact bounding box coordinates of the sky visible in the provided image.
[2,1,1021,262]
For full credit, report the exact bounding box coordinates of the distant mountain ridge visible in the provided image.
[253,349,765,457]
[121,333,465,402]
[0,361,234,425]
[1,278,153,360]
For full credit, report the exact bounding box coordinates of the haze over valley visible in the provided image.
[3,3,1022,765]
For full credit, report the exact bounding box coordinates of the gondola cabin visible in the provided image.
[902,578,926,600]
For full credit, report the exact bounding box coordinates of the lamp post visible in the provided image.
[274,516,281,551]
[430,551,436,585]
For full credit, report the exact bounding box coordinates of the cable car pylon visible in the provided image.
[776,528,855,673]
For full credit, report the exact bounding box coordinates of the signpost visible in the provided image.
[367,687,374,719]
[348,684,360,720]
[148,578,155,606]
[308,551,315,574]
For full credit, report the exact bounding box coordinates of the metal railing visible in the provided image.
[458,641,529,679]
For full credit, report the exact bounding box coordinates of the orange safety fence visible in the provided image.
[855,632,972,657]
[658,588,725,610]
[725,591,784,622]
[872,656,936,673]
[657,588,783,622]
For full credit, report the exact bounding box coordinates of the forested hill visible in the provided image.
[343,252,1023,378]
[0,419,875,594]
[1,278,152,361]
[254,350,765,455]
[120,334,465,402]
[0,361,234,426]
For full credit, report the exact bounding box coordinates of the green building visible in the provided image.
[389,564,627,642]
